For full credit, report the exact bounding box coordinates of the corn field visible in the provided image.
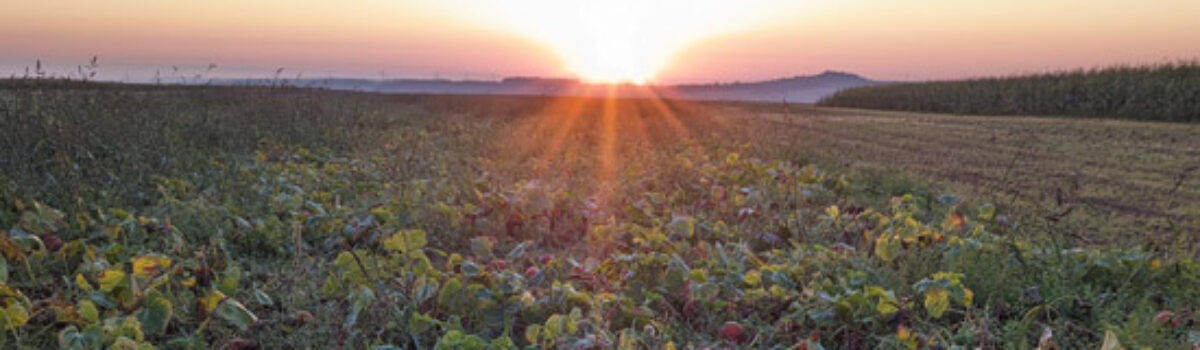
[818,62,1200,122]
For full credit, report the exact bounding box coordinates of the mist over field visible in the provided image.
[214,70,883,103]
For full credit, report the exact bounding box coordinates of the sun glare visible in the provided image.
[444,0,787,84]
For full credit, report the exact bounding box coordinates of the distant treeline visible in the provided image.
[817,62,1200,122]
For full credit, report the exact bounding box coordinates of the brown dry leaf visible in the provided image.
[1099,330,1125,350]
[1036,327,1057,350]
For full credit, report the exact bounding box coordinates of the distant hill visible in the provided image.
[217,71,885,103]
[671,71,886,103]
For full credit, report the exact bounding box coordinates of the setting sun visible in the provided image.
[443,0,789,84]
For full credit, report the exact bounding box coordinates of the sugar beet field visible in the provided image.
[0,84,1197,349]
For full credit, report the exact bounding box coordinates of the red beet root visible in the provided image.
[719,321,746,343]
[1154,310,1180,328]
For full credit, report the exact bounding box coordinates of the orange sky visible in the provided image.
[2,0,1198,83]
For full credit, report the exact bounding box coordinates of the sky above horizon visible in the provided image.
[2,0,1199,83]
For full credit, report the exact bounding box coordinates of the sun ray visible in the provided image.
[543,90,592,160]
[641,85,694,143]
[625,98,651,153]
[495,90,583,175]
[594,85,620,206]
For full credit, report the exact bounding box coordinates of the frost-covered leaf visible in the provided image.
[215,297,258,331]
[666,216,695,239]
[469,236,494,260]
[506,241,530,260]
[219,264,242,295]
[253,288,274,306]
[137,292,173,335]
[344,285,376,329]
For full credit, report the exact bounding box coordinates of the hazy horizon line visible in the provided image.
[4,56,1198,86]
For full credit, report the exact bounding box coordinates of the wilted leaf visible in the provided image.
[924,286,950,318]
[77,300,99,323]
[132,254,172,279]
[543,314,563,340]
[109,336,141,350]
[383,229,427,256]
[874,234,900,262]
[826,205,840,220]
[99,268,127,292]
[896,325,917,349]
[525,324,542,344]
[410,312,436,333]
[618,329,637,350]
[435,329,487,349]
[438,277,464,310]
[201,290,227,314]
[105,225,123,239]
[567,308,582,334]
[871,301,897,318]
[1036,327,1056,350]
[106,316,145,342]
[0,236,23,262]
[1,303,29,329]
[52,304,85,326]
[977,203,996,221]
[490,336,517,350]
[75,274,92,291]
[943,212,966,231]
[1099,330,1124,350]
[743,269,761,287]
